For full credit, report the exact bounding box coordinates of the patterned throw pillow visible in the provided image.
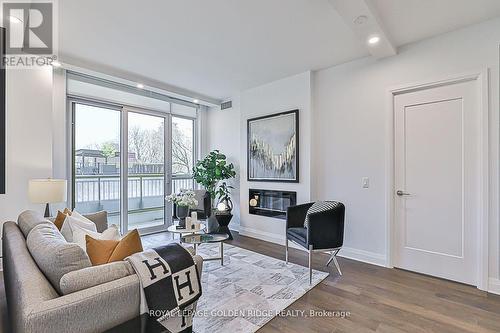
[304,201,340,228]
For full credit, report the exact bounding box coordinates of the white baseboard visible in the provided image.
[238,226,387,266]
[338,247,387,267]
[488,278,500,295]
[239,226,284,245]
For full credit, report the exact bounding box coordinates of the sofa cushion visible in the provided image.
[59,261,134,295]
[17,210,48,237]
[26,222,92,294]
[287,227,307,247]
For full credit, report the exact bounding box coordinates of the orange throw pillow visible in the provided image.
[53,210,68,230]
[86,229,143,265]
[63,207,72,216]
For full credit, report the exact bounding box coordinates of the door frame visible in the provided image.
[121,106,172,235]
[385,69,490,290]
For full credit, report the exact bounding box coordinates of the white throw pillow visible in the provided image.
[72,224,121,250]
[60,213,97,242]
[71,210,94,223]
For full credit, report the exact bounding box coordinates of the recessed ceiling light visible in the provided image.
[51,61,62,67]
[136,83,144,89]
[193,99,199,104]
[9,15,22,24]
[368,36,380,45]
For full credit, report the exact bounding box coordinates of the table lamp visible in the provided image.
[28,179,67,217]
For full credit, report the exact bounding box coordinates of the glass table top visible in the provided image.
[181,233,229,244]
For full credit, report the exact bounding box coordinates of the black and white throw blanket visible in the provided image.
[126,243,202,333]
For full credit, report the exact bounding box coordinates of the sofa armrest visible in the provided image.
[59,261,134,295]
[25,275,141,333]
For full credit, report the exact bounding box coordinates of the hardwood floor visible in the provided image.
[143,231,500,333]
[2,231,500,333]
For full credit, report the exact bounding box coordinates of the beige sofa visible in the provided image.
[2,210,203,333]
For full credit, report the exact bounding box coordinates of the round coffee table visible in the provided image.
[181,233,229,265]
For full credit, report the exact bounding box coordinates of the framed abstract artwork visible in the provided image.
[247,109,299,182]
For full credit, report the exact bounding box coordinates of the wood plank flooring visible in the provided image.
[143,231,500,333]
[2,231,500,333]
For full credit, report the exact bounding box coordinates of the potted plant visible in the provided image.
[216,182,234,214]
[165,190,198,228]
[193,150,236,233]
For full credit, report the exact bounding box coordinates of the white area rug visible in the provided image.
[193,243,329,332]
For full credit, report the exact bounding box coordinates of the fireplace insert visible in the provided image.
[248,189,297,219]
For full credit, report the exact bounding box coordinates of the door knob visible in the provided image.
[396,190,411,196]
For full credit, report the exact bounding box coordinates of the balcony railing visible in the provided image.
[74,174,196,216]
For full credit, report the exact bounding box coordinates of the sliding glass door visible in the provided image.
[126,111,168,232]
[72,102,122,226]
[71,99,191,234]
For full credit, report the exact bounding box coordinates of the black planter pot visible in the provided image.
[215,213,233,240]
[176,205,189,228]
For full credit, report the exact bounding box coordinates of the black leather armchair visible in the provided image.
[286,201,345,284]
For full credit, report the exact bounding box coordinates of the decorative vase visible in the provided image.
[206,206,219,234]
[176,205,189,228]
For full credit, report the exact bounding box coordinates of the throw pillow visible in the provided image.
[60,213,97,242]
[72,224,121,250]
[63,207,72,215]
[53,210,68,230]
[304,201,340,228]
[86,229,143,265]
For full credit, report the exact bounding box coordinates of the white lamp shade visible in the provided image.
[28,179,67,204]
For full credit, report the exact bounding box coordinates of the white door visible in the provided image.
[394,79,480,285]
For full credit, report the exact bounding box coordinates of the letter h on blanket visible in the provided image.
[126,243,202,333]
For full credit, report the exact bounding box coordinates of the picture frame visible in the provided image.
[247,109,299,182]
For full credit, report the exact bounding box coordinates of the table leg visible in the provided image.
[194,243,197,254]
[220,242,224,266]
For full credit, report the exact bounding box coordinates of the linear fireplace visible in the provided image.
[248,189,297,219]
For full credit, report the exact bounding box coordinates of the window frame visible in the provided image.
[68,95,199,235]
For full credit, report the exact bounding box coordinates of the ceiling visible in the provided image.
[58,0,500,101]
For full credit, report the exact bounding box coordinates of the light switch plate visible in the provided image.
[362,177,369,188]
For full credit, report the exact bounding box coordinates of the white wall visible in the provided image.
[206,97,242,231]
[206,17,500,290]
[313,17,499,279]
[238,71,313,243]
[0,67,54,246]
